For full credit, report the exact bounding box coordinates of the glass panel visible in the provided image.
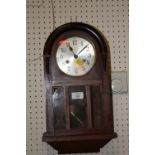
[53,87,66,129]
[68,86,88,129]
[91,85,104,127]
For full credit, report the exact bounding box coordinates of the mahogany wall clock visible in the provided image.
[42,22,117,153]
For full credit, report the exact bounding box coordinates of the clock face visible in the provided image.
[56,37,96,76]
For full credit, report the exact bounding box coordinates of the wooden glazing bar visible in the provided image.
[64,86,70,129]
[85,86,92,128]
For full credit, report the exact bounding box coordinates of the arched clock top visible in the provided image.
[43,22,109,75]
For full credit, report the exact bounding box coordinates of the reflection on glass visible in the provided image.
[69,86,88,128]
[53,87,66,129]
[91,85,104,127]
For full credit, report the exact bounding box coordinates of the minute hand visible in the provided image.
[76,44,89,56]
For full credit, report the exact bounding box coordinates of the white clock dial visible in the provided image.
[56,37,96,76]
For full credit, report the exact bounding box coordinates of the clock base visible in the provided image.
[43,132,117,153]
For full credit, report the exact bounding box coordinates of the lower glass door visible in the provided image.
[68,86,88,129]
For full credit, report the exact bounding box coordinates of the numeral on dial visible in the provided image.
[67,66,71,71]
[60,54,63,59]
[75,68,78,73]
[82,66,86,71]
[73,40,77,45]
[88,54,91,58]
[86,60,90,65]
[61,48,66,53]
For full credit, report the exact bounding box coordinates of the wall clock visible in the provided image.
[42,22,117,153]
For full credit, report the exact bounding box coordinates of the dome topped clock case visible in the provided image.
[42,22,117,153]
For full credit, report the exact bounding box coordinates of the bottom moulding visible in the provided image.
[43,132,117,154]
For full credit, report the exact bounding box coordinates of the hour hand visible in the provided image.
[67,44,78,58]
[67,44,73,52]
[67,44,74,53]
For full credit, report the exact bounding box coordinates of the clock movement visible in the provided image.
[42,22,117,153]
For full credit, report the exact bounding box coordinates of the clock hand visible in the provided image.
[76,44,89,56]
[67,44,74,52]
[66,44,78,58]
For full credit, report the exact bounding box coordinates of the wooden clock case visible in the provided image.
[42,22,117,153]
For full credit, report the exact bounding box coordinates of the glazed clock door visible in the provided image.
[52,84,104,131]
[52,87,66,130]
[69,86,88,129]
